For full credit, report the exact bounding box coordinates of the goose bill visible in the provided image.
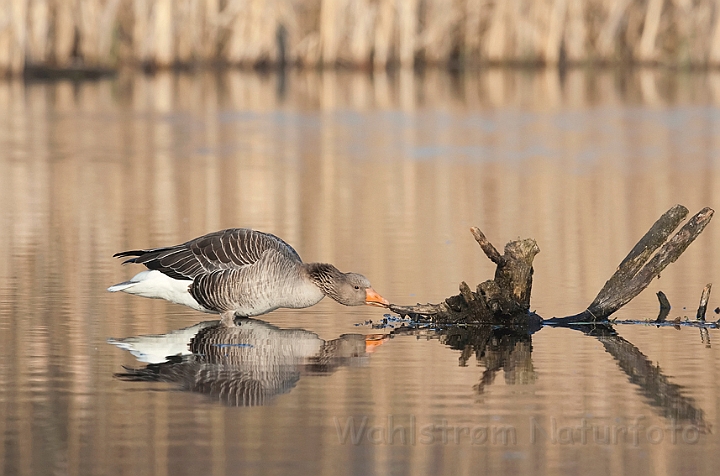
[365,288,390,307]
[364,334,388,353]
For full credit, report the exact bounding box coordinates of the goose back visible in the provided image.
[114,229,302,280]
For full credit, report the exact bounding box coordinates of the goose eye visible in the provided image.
[354,285,360,290]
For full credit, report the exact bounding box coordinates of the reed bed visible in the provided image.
[3,0,720,75]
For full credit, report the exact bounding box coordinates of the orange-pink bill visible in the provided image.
[365,287,390,307]
[365,334,388,353]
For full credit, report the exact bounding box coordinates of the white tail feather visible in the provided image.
[107,321,218,363]
[107,270,209,312]
[107,281,136,292]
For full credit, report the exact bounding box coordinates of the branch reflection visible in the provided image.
[392,326,536,394]
[572,323,709,432]
[392,322,708,431]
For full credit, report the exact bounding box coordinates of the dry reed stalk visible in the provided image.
[346,0,374,67]
[225,0,249,64]
[0,0,28,76]
[293,31,321,66]
[225,0,283,65]
[595,0,630,58]
[637,0,663,61]
[563,0,586,62]
[78,0,101,63]
[373,0,394,68]
[669,0,701,64]
[463,0,483,65]
[698,1,716,63]
[133,0,151,64]
[678,0,714,65]
[710,2,720,64]
[255,0,281,63]
[201,0,219,61]
[320,0,344,65]
[398,0,418,67]
[277,1,300,64]
[525,0,545,60]
[175,0,200,64]
[78,0,122,65]
[27,0,49,64]
[421,0,460,65]
[8,0,720,72]
[52,0,76,67]
[623,0,646,57]
[99,0,122,64]
[544,0,567,64]
[484,0,510,62]
[265,0,298,64]
[523,0,552,61]
[154,0,174,66]
[246,0,264,62]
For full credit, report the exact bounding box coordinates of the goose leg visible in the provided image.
[220,311,237,327]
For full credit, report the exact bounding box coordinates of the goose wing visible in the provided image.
[113,228,302,280]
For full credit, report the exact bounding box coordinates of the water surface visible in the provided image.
[1,69,719,475]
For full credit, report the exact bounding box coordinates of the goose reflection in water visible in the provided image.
[109,319,387,406]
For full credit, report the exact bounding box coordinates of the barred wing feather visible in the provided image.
[113,229,302,280]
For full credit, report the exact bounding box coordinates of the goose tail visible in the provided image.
[107,280,137,292]
[106,270,207,312]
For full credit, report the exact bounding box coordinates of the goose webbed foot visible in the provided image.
[220,311,238,327]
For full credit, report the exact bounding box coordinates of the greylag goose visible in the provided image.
[108,228,389,326]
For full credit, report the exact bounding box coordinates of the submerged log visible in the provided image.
[390,205,714,325]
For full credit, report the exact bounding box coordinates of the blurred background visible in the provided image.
[2,2,720,476]
[3,0,720,74]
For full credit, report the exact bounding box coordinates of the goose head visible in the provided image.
[306,263,389,308]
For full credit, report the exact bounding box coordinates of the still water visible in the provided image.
[1,69,719,475]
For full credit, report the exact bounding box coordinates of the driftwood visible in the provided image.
[696,284,712,321]
[655,291,671,323]
[390,205,714,325]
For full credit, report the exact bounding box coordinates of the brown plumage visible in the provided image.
[108,228,389,325]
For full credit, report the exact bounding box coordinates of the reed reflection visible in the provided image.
[110,318,387,406]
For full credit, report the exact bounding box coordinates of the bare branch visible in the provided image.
[697,283,712,321]
[470,227,505,265]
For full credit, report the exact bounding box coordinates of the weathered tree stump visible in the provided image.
[389,205,714,326]
[390,232,541,325]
